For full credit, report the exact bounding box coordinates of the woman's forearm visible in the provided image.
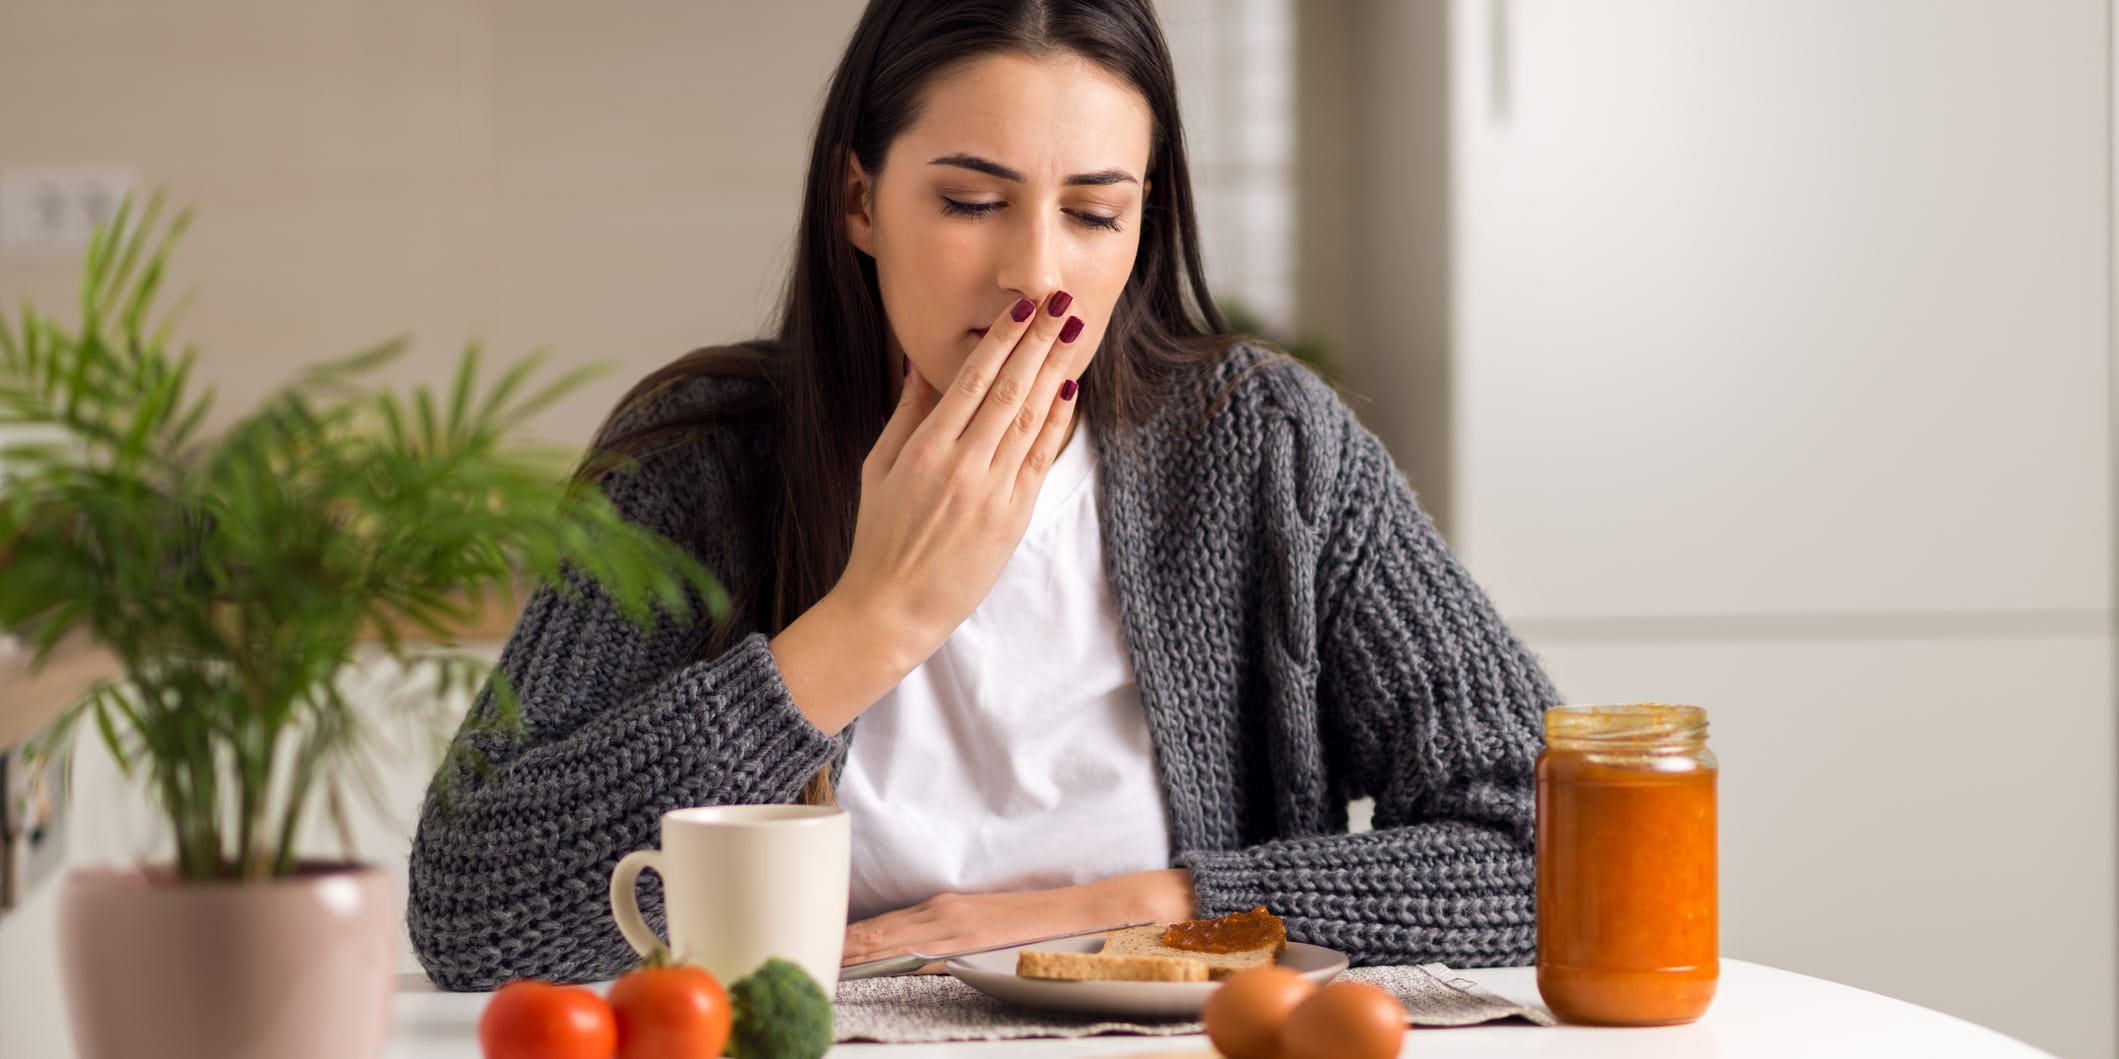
[1083,867,1197,926]
[767,589,933,736]
[842,868,1199,969]
[411,628,841,990]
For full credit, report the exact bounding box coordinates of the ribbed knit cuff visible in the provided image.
[1175,847,1272,918]
[686,631,839,801]
[1174,832,1538,968]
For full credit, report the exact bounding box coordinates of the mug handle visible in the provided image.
[608,849,667,959]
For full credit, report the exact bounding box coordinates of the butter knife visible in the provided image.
[839,919,1154,980]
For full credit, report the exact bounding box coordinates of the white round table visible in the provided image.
[388,958,2052,1057]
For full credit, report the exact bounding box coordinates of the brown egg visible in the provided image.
[1202,965,1317,1059]
[1279,980,1407,1059]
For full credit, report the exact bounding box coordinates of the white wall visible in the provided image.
[1161,0,1299,331]
[1292,0,1456,526]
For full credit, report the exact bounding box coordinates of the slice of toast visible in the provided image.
[1013,907,1289,983]
[1098,921,1285,981]
[1015,948,1211,982]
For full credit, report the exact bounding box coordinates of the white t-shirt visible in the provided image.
[837,431,1173,923]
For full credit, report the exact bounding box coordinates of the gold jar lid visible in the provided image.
[1545,703,1709,747]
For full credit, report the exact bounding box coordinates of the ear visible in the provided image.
[844,151,877,257]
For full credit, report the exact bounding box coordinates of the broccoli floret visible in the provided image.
[726,957,833,1059]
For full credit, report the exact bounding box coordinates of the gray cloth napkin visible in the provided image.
[832,964,1556,1044]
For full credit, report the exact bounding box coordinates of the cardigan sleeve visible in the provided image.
[1178,375,1560,969]
[406,393,843,992]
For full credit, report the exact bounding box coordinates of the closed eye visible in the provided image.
[940,197,1125,233]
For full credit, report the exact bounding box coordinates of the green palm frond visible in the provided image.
[4,192,726,882]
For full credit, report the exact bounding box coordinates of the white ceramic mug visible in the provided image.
[609,804,851,990]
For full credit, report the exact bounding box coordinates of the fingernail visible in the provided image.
[903,355,911,377]
[1011,297,1035,322]
[1060,378,1078,401]
[1058,315,1084,343]
[1047,290,1073,317]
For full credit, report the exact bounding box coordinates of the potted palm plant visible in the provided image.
[0,195,723,1059]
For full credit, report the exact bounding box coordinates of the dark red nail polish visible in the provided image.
[1060,379,1078,401]
[1047,290,1073,317]
[903,355,910,376]
[1058,315,1084,343]
[1011,298,1035,322]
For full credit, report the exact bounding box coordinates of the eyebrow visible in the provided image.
[928,152,1138,187]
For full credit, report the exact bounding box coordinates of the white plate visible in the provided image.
[945,938,1350,1018]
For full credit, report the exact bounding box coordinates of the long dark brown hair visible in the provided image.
[597,0,1241,803]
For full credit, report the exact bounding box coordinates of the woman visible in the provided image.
[408,0,1559,992]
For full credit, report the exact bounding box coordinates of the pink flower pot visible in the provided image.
[57,861,397,1059]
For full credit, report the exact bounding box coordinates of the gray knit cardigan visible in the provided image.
[406,343,1561,992]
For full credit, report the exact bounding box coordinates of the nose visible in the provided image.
[995,207,1063,309]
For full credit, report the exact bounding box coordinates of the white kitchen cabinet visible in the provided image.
[1448,0,2111,621]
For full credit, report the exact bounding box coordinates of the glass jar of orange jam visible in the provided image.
[1536,704,1717,1025]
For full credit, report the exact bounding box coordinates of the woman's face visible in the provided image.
[845,50,1153,391]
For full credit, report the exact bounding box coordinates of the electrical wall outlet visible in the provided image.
[0,166,138,261]
[0,733,68,915]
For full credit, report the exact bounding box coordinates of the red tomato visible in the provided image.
[609,963,733,1059]
[478,980,617,1059]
